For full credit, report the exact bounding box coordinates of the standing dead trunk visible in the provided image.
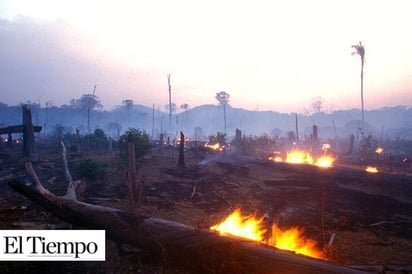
[127,137,144,210]
[178,131,185,167]
[128,138,137,206]
[22,105,38,161]
[348,134,355,155]
[7,132,12,146]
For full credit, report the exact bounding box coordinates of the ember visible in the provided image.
[204,142,224,151]
[365,166,378,173]
[375,147,384,154]
[211,209,324,259]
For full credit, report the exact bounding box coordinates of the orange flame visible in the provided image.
[269,150,334,168]
[366,166,378,173]
[314,155,335,168]
[375,147,384,154]
[269,225,324,258]
[268,155,283,162]
[205,142,224,151]
[286,150,314,165]
[210,209,323,259]
[210,209,266,241]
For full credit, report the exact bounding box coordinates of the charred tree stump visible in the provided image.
[177,131,185,167]
[7,132,12,146]
[127,136,144,210]
[235,128,242,141]
[128,137,137,205]
[22,105,38,161]
[348,133,355,155]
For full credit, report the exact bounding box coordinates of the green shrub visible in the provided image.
[75,159,106,180]
[118,128,152,166]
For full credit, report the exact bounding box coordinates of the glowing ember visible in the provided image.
[204,142,224,151]
[314,155,335,168]
[211,209,323,259]
[268,155,283,162]
[366,166,378,173]
[375,147,384,154]
[322,143,331,152]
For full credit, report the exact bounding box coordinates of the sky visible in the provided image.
[0,0,412,113]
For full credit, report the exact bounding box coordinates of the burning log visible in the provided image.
[5,162,375,274]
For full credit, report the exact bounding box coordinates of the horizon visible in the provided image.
[1,1,412,113]
[1,98,411,115]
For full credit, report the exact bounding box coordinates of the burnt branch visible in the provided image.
[61,140,81,199]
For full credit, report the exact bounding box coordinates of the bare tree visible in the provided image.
[352,41,365,134]
[215,91,230,134]
[310,96,324,113]
[180,103,190,112]
[122,99,134,109]
[122,99,134,122]
[164,103,177,114]
[167,74,172,126]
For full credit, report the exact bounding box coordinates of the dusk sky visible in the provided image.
[1,0,411,113]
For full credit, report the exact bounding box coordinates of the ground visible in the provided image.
[0,145,411,273]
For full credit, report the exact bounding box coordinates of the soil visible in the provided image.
[0,145,412,273]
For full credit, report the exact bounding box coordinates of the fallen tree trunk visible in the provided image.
[6,163,373,274]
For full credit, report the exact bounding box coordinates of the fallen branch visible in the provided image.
[61,140,81,199]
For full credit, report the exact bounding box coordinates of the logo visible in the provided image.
[0,230,105,261]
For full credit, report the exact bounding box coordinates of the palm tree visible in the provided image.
[215,91,230,134]
[352,41,365,134]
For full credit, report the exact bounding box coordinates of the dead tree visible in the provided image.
[177,131,185,167]
[127,137,144,210]
[0,106,41,155]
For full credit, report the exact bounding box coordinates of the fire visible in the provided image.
[269,149,334,168]
[268,155,283,162]
[210,209,266,241]
[322,143,331,152]
[269,225,324,259]
[210,209,323,259]
[366,166,378,173]
[286,150,314,165]
[205,142,224,151]
[314,155,335,168]
[375,147,384,154]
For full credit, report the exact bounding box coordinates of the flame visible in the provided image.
[375,147,384,154]
[269,149,334,168]
[286,150,314,165]
[210,209,323,259]
[268,155,283,162]
[366,166,378,173]
[210,209,266,241]
[322,143,331,152]
[314,155,335,168]
[269,225,324,259]
[205,142,224,151]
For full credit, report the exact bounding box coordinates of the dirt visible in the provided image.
[0,146,412,273]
